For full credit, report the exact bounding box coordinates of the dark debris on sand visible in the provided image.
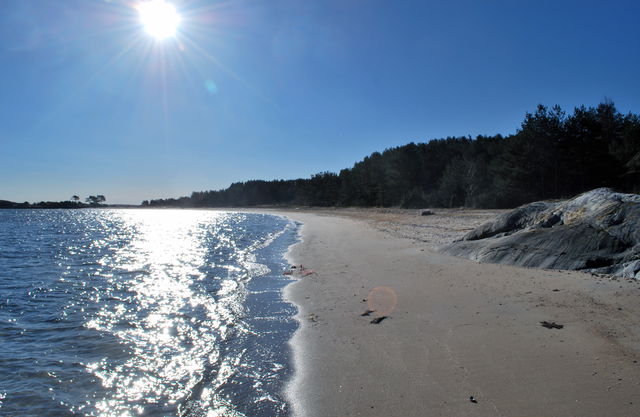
[540,320,564,329]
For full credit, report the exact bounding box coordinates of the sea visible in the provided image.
[0,209,300,417]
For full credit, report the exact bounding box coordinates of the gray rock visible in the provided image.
[439,188,640,278]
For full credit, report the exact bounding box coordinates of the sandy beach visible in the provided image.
[261,208,640,417]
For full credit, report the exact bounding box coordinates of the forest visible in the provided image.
[144,101,640,209]
[0,195,107,209]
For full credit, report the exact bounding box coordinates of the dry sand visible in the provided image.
[260,208,640,417]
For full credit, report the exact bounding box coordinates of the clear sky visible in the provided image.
[1,0,639,204]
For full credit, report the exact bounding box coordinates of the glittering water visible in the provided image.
[0,209,299,417]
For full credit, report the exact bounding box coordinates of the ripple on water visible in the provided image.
[0,209,299,417]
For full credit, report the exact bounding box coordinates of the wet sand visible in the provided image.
[254,208,640,417]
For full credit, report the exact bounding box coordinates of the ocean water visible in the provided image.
[0,209,299,417]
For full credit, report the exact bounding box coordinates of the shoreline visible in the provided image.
[264,209,640,417]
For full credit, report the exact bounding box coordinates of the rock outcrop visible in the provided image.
[439,188,640,278]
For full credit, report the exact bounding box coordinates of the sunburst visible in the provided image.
[137,0,181,40]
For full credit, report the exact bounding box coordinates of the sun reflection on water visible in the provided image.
[79,209,268,416]
[0,209,296,416]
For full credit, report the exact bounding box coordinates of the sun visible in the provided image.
[138,0,181,40]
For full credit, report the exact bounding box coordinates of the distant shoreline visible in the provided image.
[0,201,139,209]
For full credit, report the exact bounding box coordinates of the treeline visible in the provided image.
[145,101,640,209]
[0,195,107,209]
[0,200,87,209]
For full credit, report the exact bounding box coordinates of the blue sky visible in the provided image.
[1,0,639,204]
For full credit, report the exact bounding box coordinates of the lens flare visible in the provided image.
[367,286,398,316]
[205,79,218,95]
